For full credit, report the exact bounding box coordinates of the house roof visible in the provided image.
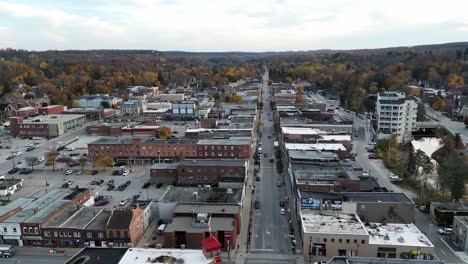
[106,210,132,230]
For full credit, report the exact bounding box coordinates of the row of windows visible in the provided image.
[108,230,129,239]
[323,238,366,244]
[20,124,48,129]
[23,227,39,235]
[43,231,104,238]
[3,227,18,233]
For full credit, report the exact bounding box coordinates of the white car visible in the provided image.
[280,208,286,215]
[122,171,129,176]
[65,170,73,175]
[38,156,45,162]
[13,151,22,157]
[75,170,83,175]
[388,174,400,181]
[119,198,128,206]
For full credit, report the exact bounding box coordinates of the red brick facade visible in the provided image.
[38,105,64,115]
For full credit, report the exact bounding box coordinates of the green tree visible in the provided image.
[100,101,111,109]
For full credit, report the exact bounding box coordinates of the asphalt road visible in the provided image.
[0,255,69,264]
[425,104,468,143]
[249,72,293,261]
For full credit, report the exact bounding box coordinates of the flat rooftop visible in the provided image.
[431,202,468,212]
[118,248,208,264]
[173,204,240,215]
[0,197,36,218]
[282,127,323,135]
[4,189,71,223]
[289,150,339,161]
[328,256,445,264]
[197,138,251,145]
[286,143,346,151]
[161,187,243,204]
[178,159,247,167]
[299,191,413,204]
[144,138,198,144]
[165,216,234,233]
[47,207,104,229]
[22,114,85,124]
[89,137,133,145]
[300,210,367,235]
[319,135,352,141]
[85,210,111,230]
[367,223,433,248]
[65,248,127,264]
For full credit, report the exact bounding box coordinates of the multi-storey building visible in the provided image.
[151,159,248,186]
[88,137,251,164]
[376,92,417,142]
[74,94,122,109]
[38,105,65,115]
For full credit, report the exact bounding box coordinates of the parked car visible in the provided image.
[8,168,19,174]
[368,154,378,159]
[438,227,453,235]
[269,157,274,163]
[125,180,131,186]
[65,170,73,175]
[62,183,70,188]
[108,179,115,185]
[19,168,33,174]
[255,176,260,182]
[388,174,401,182]
[67,180,75,185]
[279,201,285,207]
[107,185,114,191]
[142,182,151,189]
[277,181,282,187]
[254,200,261,209]
[91,170,98,175]
[156,183,163,188]
[75,170,83,175]
[112,170,119,175]
[122,171,129,176]
[280,208,286,215]
[119,198,128,206]
[94,200,109,206]
[133,193,141,200]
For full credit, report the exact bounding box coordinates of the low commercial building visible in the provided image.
[63,108,116,120]
[301,210,434,262]
[282,127,323,142]
[328,256,445,264]
[121,100,141,115]
[196,138,251,159]
[298,191,415,224]
[10,114,86,138]
[118,247,214,264]
[151,159,248,186]
[172,100,199,120]
[430,202,468,226]
[0,178,24,196]
[0,197,35,244]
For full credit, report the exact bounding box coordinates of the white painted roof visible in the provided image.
[281,127,323,135]
[118,248,210,264]
[319,135,351,141]
[300,210,367,235]
[366,223,433,248]
[285,143,346,151]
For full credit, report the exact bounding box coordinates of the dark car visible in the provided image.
[108,179,115,185]
[118,185,126,191]
[91,170,98,175]
[26,147,35,152]
[277,181,282,187]
[107,185,114,191]
[255,176,260,182]
[6,156,13,160]
[125,180,131,186]
[368,154,378,159]
[19,168,32,174]
[62,183,70,188]
[254,200,261,209]
[94,200,109,206]
[279,201,285,207]
[8,168,19,174]
[114,162,126,167]
[156,183,163,188]
[112,170,119,175]
[142,182,151,189]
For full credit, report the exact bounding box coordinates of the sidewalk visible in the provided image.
[15,246,81,257]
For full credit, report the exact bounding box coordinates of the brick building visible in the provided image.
[106,207,145,247]
[38,105,65,115]
[150,159,248,186]
[200,118,218,129]
[11,114,86,138]
[63,108,116,120]
[88,137,251,164]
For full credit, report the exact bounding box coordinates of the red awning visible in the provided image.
[202,235,222,252]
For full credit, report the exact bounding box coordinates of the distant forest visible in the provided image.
[1,42,467,111]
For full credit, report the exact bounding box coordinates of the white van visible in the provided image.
[156,224,167,235]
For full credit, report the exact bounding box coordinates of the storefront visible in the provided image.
[3,235,21,246]
[22,236,45,247]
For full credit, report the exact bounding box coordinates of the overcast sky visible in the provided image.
[0,0,468,51]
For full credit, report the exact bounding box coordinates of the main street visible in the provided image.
[244,72,297,263]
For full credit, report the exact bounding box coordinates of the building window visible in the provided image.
[338,249,346,256]
[44,231,51,237]
[323,238,327,243]
[354,239,357,244]
[3,227,6,233]
[29,227,33,234]
[13,228,17,233]
[74,232,80,238]
[331,238,335,243]
[338,239,342,243]
[360,205,365,210]
[346,239,350,244]
[98,233,104,238]
[361,240,365,244]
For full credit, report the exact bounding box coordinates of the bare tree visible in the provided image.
[25,157,38,171]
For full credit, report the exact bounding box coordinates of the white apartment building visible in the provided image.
[376,92,418,142]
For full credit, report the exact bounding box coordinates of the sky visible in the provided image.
[0,0,468,52]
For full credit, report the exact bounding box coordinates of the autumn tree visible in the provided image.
[432,96,446,111]
[230,95,243,102]
[45,150,59,171]
[446,74,464,89]
[94,156,114,171]
[157,127,172,139]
